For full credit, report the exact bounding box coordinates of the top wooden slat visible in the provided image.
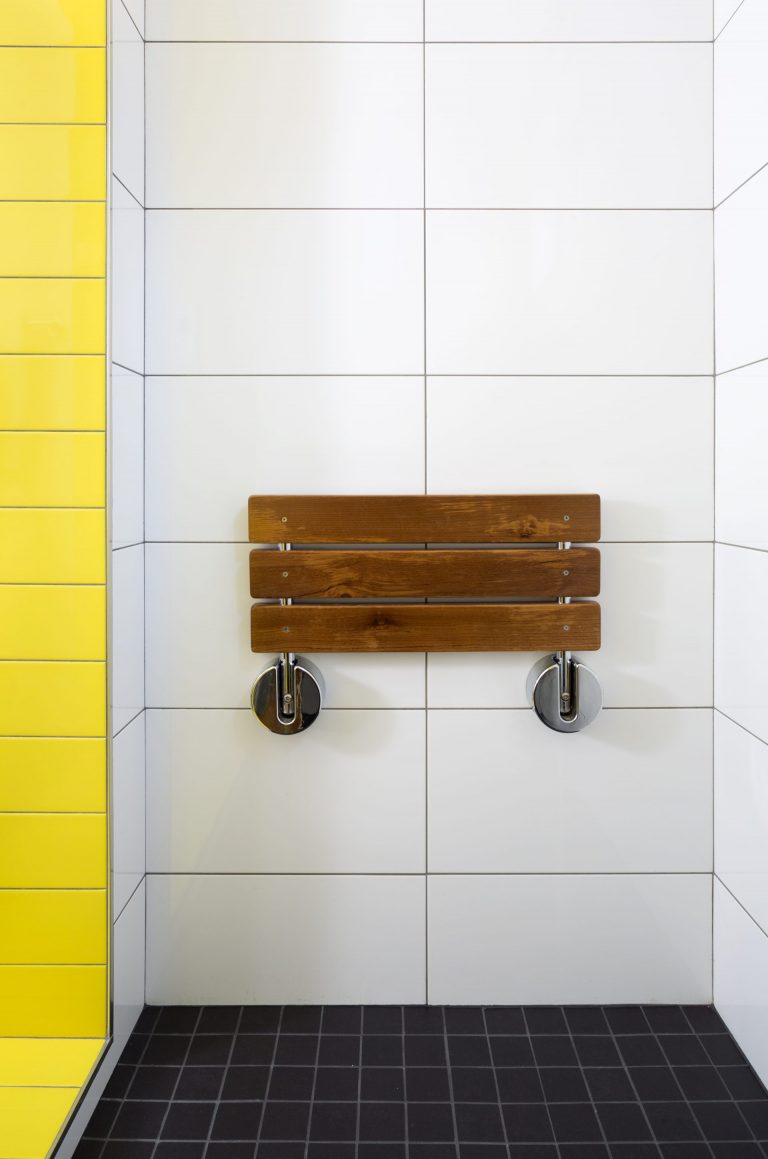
[248,495,601,544]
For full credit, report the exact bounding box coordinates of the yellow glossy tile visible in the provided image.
[0,48,105,123]
[0,815,106,888]
[0,738,105,812]
[0,586,105,661]
[0,509,104,584]
[0,661,106,736]
[0,356,104,430]
[0,433,104,506]
[0,967,107,1037]
[0,279,105,355]
[0,1039,102,1088]
[0,890,106,964]
[0,204,105,278]
[0,1,106,46]
[0,125,106,201]
[0,1086,79,1159]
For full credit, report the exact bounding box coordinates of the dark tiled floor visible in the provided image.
[74,1005,768,1159]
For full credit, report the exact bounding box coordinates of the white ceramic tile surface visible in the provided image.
[146,874,426,1004]
[111,178,144,376]
[429,708,712,873]
[429,874,713,1004]
[110,365,143,550]
[715,0,768,204]
[428,543,713,709]
[426,45,711,209]
[716,363,768,550]
[715,164,768,374]
[427,376,713,541]
[147,44,422,208]
[111,543,145,735]
[147,708,424,873]
[112,712,146,919]
[146,211,423,374]
[715,712,768,935]
[112,879,145,1033]
[427,211,713,375]
[714,879,768,1089]
[111,0,144,202]
[715,544,768,744]
[145,542,425,708]
[146,0,422,41]
[146,377,424,541]
[425,0,712,42]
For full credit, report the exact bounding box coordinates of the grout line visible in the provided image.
[715,354,768,377]
[559,1003,619,1156]
[200,1004,243,1159]
[146,1006,204,1159]
[253,1005,285,1155]
[438,1006,461,1159]
[711,27,717,1006]
[652,1019,718,1157]
[119,0,143,41]
[112,171,143,210]
[140,870,715,878]
[714,0,748,40]
[715,873,768,943]
[142,38,715,45]
[143,205,713,211]
[96,1004,161,1159]
[112,870,147,927]
[714,158,768,210]
[521,1007,562,1159]
[715,706,768,749]
[142,372,716,377]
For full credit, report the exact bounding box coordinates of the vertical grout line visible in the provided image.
[142,2,148,1010]
[422,0,429,1006]
[711,18,717,1006]
[147,1006,205,1159]
[200,1004,243,1159]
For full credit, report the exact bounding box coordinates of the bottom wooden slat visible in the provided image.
[251,602,600,653]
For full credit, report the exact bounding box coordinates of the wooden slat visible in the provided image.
[251,602,600,653]
[251,548,600,599]
[248,494,600,544]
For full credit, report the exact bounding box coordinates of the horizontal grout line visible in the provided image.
[143,539,715,545]
[144,871,713,877]
[113,873,147,924]
[716,354,768,378]
[144,206,713,212]
[112,360,144,377]
[143,39,714,45]
[142,706,715,712]
[714,159,768,210]
[715,708,768,750]
[0,428,104,433]
[112,707,145,741]
[0,275,105,280]
[715,541,768,555]
[112,540,144,553]
[0,198,105,204]
[112,173,145,211]
[143,372,715,378]
[714,0,748,40]
[715,874,768,942]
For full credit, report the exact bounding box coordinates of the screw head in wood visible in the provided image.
[562,569,570,576]
[282,626,289,632]
[563,624,570,631]
[281,516,288,523]
[563,514,570,522]
[282,570,289,577]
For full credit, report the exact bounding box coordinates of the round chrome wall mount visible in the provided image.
[251,654,324,735]
[526,652,602,734]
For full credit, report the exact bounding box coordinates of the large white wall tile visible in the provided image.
[146,211,423,374]
[427,45,711,209]
[111,178,144,376]
[147,874,426,1004]
[429,874,712,1004]
[428,543,713,709]
[112,712,145,919]
[427,211,712,375]
[429,709,712,873]
[147,44,422,208]
[715,0,768,204]
[714,879,768,1088]
[715,544,768,743]
[426,0,712,42]
[147,708,424,873]
[111,0,144,203]
[110,365,143,550]
[146,0,422,41]
[716,363,768,550]
[427,376,713,542]
[112,544,145,735]
[145,542,425,708]
[715,712,768,934]
[715,165,768,373]
[146,377,424,541]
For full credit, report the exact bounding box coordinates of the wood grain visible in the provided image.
[251,601,600,653]
[248,494,600,544]
[250,548,600,599]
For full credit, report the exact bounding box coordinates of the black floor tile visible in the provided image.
[76,1004,768,1156]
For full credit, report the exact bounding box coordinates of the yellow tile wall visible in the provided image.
[0,14,109,1158]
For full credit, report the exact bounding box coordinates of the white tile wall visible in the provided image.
[715,164,768,374]
[146,874,426,1004]
[426,211,713,375]
[145,376,424,541]
[146,708,425,873]
[425,1,713,42]
[715,0,768,203]
[145,542,425,709]
[111,0,144,202]
[429,709,712,873]
[427,376,713,542]
[146,210,424,374]
[110,178,144,376]
[426,45,711,209]
[714,880,768,1088]
[429,874,713,1005]
[110,365,143,550]
[111,544,145,736]
[715,712,768,935]
[715,544,768,744]
[147,0,423,42]
[428,543,713,709]
[147,44,423,208]
[716,363,768,550]
[112,712,146,919]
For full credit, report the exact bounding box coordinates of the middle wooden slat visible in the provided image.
[251,548,600,599]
